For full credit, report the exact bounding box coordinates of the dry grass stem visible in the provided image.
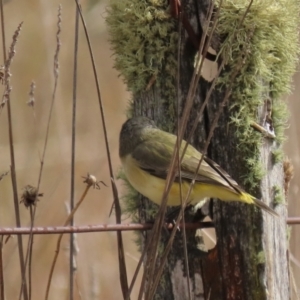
[142,2,215,295]
[250,121,276,138]
[0,221,214,235]
[175,10,191,298]
[0,7,28,299]
[69,6,80,299]
[144,2,219,297]
[26,81,42,161]
[74,1,129,297]
[27,81,36,107]
[45,174,98,300]
[0,171,9,183]
[0,236,4,300]
[22,6,62,300]
[38,4,61,179]
[0,22,23,112]
[19,185,43,300]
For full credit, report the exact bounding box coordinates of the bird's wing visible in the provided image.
[131,137,174,179]
[131,132,242,194]
[181,155,243,194]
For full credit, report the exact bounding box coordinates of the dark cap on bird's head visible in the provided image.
[119,116,157,158]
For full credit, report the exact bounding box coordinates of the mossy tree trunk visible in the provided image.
[132,1,213,297]
[208,96,289,300]
[107,0,295,298]
[133,1,289,299]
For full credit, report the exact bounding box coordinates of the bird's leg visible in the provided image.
[164,206,181,223]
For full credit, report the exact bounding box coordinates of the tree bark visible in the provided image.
[131,1,289,299]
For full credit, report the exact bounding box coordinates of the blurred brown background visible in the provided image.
[0,0,298,299]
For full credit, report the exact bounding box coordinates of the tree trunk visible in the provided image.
[108,0,293,298]
[134,0,289,298]
[209,94,289,300]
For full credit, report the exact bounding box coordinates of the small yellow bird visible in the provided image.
[119,116,278,217]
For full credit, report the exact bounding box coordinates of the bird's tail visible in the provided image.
[240,192,278,217]
[252,198,279,217]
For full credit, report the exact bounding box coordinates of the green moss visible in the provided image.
[272,96,290,144]
[286,226,292,242]
[272,148,284,164]
[256,251,266,265]
[242,148,265,187]
[273,185,285,205]
[107,0,178,224]
[215,0,299,190]
[106,0,178,115]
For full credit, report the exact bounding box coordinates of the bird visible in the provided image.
[119,116,278,217]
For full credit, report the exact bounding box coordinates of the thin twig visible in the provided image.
[74,2,129,298]
[147,0,259,297]
[26,81,42,161]
[287,217,300,225]
[0,237,4,300]
[152,8,257,298]
[250,121,276,139]
[28,206,34,300]
[145,2,218,297]
[0,216,297,235]
[289,254,300,300]
[36,5,61,192]
[126,233,154,300]
[0,20,23,113]
[0,222,215,235]
[45,178,94,300]
[142,157,178,299]
[18,83,38,300]
[69,5,80,300]
[0,5,28,298]
[0,171,9,183]
[181,0,254,159]
[25,6,62,300]
[177,0,217,135]
[19,186,42,300]
[148,199,191,299]
[176,9,191,300]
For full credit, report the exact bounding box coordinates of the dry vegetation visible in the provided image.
[0,0,299,299]
[0,0,141,299]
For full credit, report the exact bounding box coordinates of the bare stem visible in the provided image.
[69,5,80,300]
[45,184,92,300]
[0,222,215,235]
[74,1,129,297]
[0,3,28,299]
